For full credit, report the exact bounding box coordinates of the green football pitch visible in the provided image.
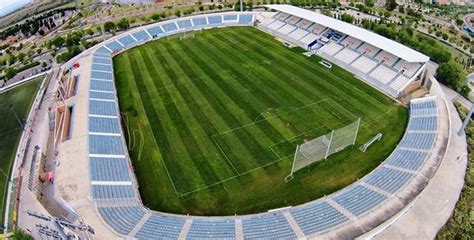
[114,27,408,215]
[0,77,43,223]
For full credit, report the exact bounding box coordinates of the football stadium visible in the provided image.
[5,4,468,239]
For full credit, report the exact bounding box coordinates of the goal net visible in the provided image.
[285,118,360,181]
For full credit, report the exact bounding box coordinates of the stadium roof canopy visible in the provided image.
[265,4,430,63]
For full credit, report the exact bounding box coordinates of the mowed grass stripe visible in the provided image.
[175,40,285,171]
[205,32,355,129]
[148,42,264,174]
[194,33,352,133]
[226,29,388,115]
[134,47,227,191]
[124,51,198,192]
[152,43,239,178]
[129,50,211,192]
[181,38,301,170]
[210,32,358,130]
[211,32,325,108]
[114,54,181,200]
[162,40,266,173]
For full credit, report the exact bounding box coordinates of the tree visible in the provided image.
[340,13,355,24]
[17,53,26,63]
[86,28,94,36]
[117,18,130,30]
[385,0,397,11]
[150,13,161,21]
[7,54,16,65]
[174,10,181,17]
[436,60,467,93]
[398,5,405,14]
[4,67,16,79]
[364,0,374,8]
[104,21,116,33]
[49,35,65,48]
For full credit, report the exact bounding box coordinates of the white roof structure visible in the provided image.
[265,4,430,63]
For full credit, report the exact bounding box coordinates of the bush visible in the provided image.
[104,21,116,33]
[117,18,130,30]
[436,61,469,96]
[150,13,160,21]
[340,13,354,24]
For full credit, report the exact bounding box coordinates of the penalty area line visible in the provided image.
[178,155,290,197]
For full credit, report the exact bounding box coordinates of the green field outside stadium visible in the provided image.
[0,78,43,223]
[113,27,408,215]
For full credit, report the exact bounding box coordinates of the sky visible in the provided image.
[0,0,32,17]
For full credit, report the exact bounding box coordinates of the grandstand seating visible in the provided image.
[358,43,380,58]
[334,48,360,64]
[90,80,114,92]
[147,26,164,37]
[223,14,238,21]
[89,116,120,133]
[256,10,427,97]
[84,12,440,239]
[369,65,398,84]
[275,12,290,21]
[90,157,130,181]
[192,17,207,26]
[242,214,296,239]
[91,64,113,72]
[187,219,235,239]
[208,15,223,25]
[333,185,387,217]
[319,42,344,56]
[162,22,178,32]
[135,215,186,239]
[92,185,135,199]
[89,135,123,155]
[350,55,378,74]
[394,60,421,76]
[375,51,399,66]
[296,19,312,29]
[341,36,363,50]
[99,206,145,235]
[288,28,309,40]
[286,16,300,25]
[117,35,137,48]
[89,100,117,116]
[278,24,297,35]
[389,74,410,91]
[89,91,115,100]
[290,201,349,235]
[268,20,286,30]
[132,30,150,42]
[177,19,193,29]
[408,116,438,131]
[363,167,413,194]
[300,34,320,46]
[106,41,123,52]
[239,14,254,24]
[307,23,326,35]
[386,149,428,171]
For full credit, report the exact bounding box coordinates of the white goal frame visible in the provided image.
[285,118,361,182]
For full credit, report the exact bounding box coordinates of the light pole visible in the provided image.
[240,0,243,12]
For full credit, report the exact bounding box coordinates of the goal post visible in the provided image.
[285,118,360,182]
[359,133,383,152]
